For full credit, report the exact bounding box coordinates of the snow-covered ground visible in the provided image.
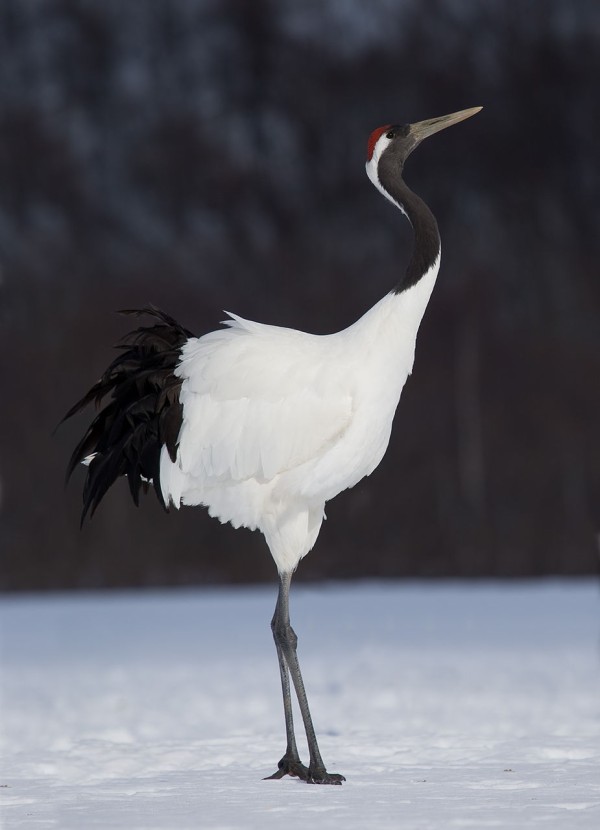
[1,580,599,829]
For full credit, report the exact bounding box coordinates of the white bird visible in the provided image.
[64,105,482,784]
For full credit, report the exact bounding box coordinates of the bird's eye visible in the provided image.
[385,130,395,140]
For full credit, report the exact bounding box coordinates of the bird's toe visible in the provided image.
[264,756,310,781]
[307,766,346,785]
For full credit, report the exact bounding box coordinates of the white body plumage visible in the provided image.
[160,255,439,574]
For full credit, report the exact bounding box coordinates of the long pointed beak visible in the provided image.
[408,106,482,151]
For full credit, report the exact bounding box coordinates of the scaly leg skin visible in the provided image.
[264,624,310,781]
[267,571,345,785]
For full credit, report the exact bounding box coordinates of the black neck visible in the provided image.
[378,164,440,295]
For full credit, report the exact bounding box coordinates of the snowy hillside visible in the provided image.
[1,581,599,828]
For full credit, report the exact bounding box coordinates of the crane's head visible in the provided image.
[366,106,482,200]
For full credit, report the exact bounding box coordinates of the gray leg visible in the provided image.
[266,571,345,785]
[264,588,309,781]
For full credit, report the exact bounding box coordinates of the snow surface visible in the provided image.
[1,580,599,829]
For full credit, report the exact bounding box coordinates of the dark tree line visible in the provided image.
[1,0,599,590]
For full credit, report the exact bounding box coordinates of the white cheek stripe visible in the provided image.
[365,134,407,218]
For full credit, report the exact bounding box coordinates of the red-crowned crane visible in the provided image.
[64,106,482,784]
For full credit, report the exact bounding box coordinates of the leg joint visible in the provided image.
[271,619,298,650]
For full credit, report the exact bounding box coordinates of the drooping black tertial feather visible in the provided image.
[62,307,194,523]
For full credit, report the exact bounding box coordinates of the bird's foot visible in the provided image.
[264,755,310,781]
[307,765,346,785]
[265,757,345,784]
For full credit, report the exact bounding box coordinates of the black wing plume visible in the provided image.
[62,306,194,524]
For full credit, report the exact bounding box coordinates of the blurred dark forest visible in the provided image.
[1,0,599,591]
